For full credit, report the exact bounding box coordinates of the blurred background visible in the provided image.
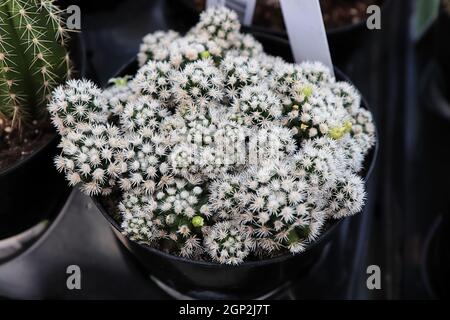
[0,0,449,299]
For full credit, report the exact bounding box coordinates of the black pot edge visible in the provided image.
[92,47,379,269]
[0,33,87,178]
[0,189,75,264]
[94,196,342,269]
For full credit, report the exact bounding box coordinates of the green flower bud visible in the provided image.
[301,85,313,99]
[200,50,211,59]
[344,121,352,133]
[110,76,131,87]
[329,126,346,140]
[191,215,204,228]
[300,123,309,131]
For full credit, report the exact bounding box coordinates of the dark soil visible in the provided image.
[252,0,384,32]
[444,0,450,15]
[0,120,55,172]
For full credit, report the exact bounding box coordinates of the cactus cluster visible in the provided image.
[0,0,71,134]
[49,7,376,265]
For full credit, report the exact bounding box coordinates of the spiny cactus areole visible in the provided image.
[0,0,71,133]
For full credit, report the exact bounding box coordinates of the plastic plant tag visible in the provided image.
[279,0,334,74]
[206,0,257,25]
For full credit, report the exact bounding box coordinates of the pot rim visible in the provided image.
[0,33,87,178]
[0,189,75,264]
[93,49,379,268]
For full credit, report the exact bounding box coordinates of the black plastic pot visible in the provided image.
[0,35,86,240]
[423,215,450,299]
[93,32,378,299]
[436,5,450,98]
[325,0,391,65]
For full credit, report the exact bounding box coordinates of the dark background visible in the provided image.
[0,0,449,299]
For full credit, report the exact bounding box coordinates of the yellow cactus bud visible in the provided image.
[110,76,131,87]
[200,50,211,59]
[344,121,352,133]
[300,123,309,131]
[329,126,346,140]
[301,85,313,99]
[192,215,204,228]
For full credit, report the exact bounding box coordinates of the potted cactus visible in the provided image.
[0,0,83,240]
[49,7,376,298]
[176,0,391,65]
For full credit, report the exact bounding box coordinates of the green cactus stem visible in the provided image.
[0,0,71,133]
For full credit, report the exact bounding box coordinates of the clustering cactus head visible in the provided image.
[49,7,376,264]
[47,80,108,135]
[204,221,254,265]
[0,0,71,133]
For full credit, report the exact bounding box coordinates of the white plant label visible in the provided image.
[279,0,334,74]
[206,0,256,26]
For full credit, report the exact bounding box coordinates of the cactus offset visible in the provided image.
[0,0,70,133]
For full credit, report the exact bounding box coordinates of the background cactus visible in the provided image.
[0,0,71,133]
